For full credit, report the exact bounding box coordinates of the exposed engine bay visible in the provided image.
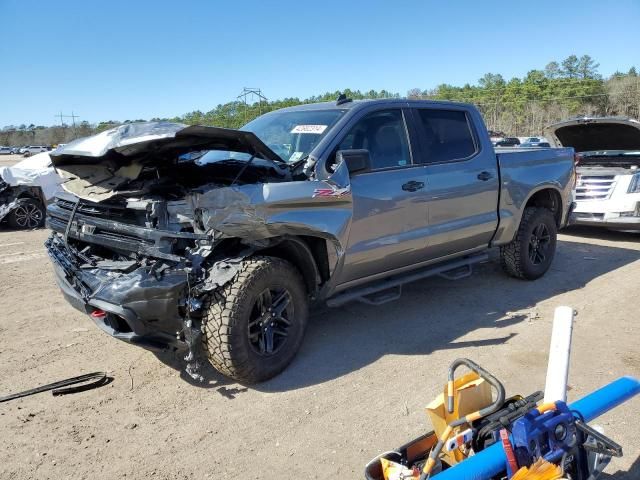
[577,153,640,170]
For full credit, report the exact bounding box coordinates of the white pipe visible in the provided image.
[543,306,575,403]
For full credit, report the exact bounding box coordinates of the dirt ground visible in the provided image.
[0,224,638,479]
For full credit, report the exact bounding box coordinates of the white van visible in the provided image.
[23,146,49,156]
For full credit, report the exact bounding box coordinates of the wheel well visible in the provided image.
[16,187,45,205]
[524,188,562,226]
[17,192,37,200]
[258,236,329,296]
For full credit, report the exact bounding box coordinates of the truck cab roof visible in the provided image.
[274,98,477,113]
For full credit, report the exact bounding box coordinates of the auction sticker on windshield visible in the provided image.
[289,151,305,163]
[291,125,327,134]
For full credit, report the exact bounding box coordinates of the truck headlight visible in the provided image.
[629,173,640,193]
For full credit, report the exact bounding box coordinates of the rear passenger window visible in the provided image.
[415,109,477,163]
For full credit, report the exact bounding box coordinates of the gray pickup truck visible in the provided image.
[45,98,575,383]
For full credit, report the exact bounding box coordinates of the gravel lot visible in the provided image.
[0,221,638,478]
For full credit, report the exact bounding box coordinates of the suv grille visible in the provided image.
[575,175,616,200]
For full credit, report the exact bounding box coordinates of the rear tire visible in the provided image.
[202,256,308,384]
[8,198,45,229]
[500,207,557,280]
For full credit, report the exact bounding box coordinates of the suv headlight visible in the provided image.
[629,173,640,193]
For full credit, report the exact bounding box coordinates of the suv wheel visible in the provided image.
[500,207,557,280]
[8,198,45,229]
[202,256,308,384]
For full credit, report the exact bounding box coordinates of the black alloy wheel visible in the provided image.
[528,223,551,265]
[247,288,293,356]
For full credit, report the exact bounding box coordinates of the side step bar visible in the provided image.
[326,253,489,307]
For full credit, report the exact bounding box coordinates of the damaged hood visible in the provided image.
[51,122,283,165]
[545,117,640,153]
[50,122,285,202]
[0,152,63,200]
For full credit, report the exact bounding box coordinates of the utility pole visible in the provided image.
[54,112,80,139]
[69,111,78,132]
[237,88,268,124]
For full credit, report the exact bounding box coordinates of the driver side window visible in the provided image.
[337,109,411,170]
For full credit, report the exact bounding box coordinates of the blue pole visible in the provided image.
[432,376,640,480]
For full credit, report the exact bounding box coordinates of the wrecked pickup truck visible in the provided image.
[0,152,62,229]
[45,98,575,383]
[546,116,640,231]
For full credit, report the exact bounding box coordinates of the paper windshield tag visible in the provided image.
[291,125,327,134]
[289,151,304,162]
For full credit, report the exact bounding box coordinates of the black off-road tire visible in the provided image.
[8,198,45,229]
[500,207,557,280]
[202,256,308,384]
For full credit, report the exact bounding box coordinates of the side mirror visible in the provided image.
[336,149,371,174]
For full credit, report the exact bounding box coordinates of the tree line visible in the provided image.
[410,55,640,136]
[2,55,638,147]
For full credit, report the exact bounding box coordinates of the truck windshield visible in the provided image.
[199,109,345,165]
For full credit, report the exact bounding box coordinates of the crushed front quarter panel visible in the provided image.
[190,161,353,280]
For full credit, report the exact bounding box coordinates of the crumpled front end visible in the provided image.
[46,232,191,349]
[45,181,352,379]
[44,192,220,354]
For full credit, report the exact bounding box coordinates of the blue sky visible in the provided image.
[1,0,638,126]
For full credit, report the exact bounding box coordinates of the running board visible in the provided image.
[326,253,488,308]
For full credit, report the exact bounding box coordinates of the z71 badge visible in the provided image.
[312,186,351,198]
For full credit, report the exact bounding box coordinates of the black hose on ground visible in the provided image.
[0,372,110,403]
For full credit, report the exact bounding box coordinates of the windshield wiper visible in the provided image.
[269,153,288,166]
[290,154,309,170]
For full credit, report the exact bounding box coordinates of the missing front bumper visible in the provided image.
[46,233,187,351]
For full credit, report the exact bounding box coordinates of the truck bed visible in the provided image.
[491,147,575,246]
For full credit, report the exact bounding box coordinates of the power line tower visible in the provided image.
[55,111,80,138]
[237,88,268,124]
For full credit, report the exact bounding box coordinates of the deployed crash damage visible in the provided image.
[45,121,352,380]
[47,100,574,384]
[0,153,62,228]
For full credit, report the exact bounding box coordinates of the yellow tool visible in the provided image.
[421,359,506,479]
[380,457,418,480]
